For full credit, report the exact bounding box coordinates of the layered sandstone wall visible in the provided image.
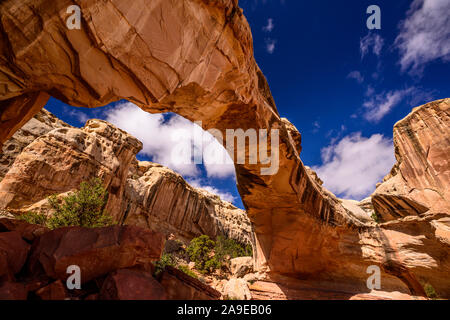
[372,98,450,221]
[123,160,253,244]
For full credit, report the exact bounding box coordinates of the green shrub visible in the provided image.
[424,283,439,299]
[177,265,198,279]
[371,212,380,223]
[214,236,252,260]
[46,178,113,229]
[17,211,48,226]
[187,235,253,274]
[154,253,175,276]
[187,235,216,274]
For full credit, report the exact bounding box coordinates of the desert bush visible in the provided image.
[46,178,113,229]
[371,212,380,223]
[154,253,175,276]
[17,178,114,229]
[177,265,198,279]
[17,211,48,225]
[187,235,216,273]
[214,236,253,260]
[187,235,253,274]
[424,283,439,299]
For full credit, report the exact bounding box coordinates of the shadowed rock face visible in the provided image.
[0,0,449,298]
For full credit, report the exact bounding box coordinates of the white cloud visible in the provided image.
[187,179,236,203]
[363,88,412,122]
[263,18,274,32]
[313,133,395,200]
[64,107,89,125]
[312,120,320,133]
[395,0,450,74]
[360,32,384,59]
[347,71,364,84]
[265,38,276,54]
[105,102,235,179]
[362,87,434,122]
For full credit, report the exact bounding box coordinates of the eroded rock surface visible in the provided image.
[0,119,142,221]
[0,109,71,180]
[372,99,450,221]
[124,160,253,244]
[159,266,221,300]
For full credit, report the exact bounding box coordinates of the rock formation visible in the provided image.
[159,266,221,300]
[0,111,253,246]
[0,0,448,299]
[124,160,253,244]
[372,99,450,221]
[0,217,218,300]
[0,108,71,179]
[0,118,142,221]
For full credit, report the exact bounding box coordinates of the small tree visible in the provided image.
[187,235,253,274]
[214,236,253,261]
[187,235,216,273]
[46,178,114,229]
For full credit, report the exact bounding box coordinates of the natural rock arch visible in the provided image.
[1,0,449,297]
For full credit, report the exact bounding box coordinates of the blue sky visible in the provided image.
[44,0,450,209]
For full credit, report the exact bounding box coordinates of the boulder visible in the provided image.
[159,266,221,300]
[223,278,252,300]
[35,280,68,300]
[29,225,164,284]
[100,268,166,300]
[0,218,49,242]
[0,231,30,279]
[0,281,28,300]
[230,257,253,278]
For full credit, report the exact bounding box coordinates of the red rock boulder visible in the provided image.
[0,231,30,280]
[100,268,166,300]
[35,280,68,300]
[29,225,164,284]
[160,266,221,300]
[0,218,49,242]
[0,281,28,300]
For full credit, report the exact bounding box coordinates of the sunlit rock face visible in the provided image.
[0,109,71,180]
[0,119,142,221]
[0,0,449,298]
[372,98,450,221]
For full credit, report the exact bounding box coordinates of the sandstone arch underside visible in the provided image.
[1,0,449,297]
